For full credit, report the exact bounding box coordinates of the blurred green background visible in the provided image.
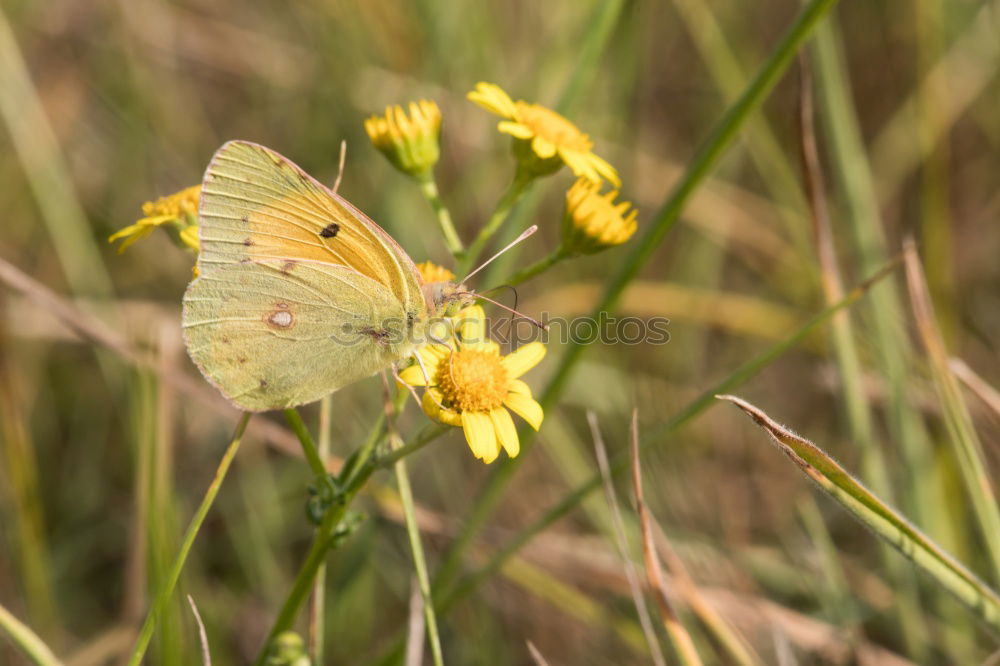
[1,0,999,664]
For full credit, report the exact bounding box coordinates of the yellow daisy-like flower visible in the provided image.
[467,82,620,187]
[364,100,442,177]
[562,178,638,255]
[399,305,545,464]
[109,185,201,253]
[416,260,455,284]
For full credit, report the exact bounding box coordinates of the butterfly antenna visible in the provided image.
[460,225,538,284]
[459,290,547,331]
[331,140,347,193]
[481,284,520,338]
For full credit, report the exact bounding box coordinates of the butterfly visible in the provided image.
[182,140,463,412]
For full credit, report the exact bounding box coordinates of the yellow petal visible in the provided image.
[502,342,546,378]
[563,150,599,183]
[179,225,200,251]
[417,344,445,373]
[107,222,143,243]
[507,379,533,397]
[453,305,487,344]
[532,135,557,159]
[462,411,500,463]
[589,153,621,188]
[398,364,427,387]
[467,82,517,119]
[465,339,500,355]
[490,407,520,458]
[504,392,543,431]
[497,121,534,140]
[422,388,461,427]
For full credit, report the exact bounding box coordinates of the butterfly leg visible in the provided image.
[390,363,426,408]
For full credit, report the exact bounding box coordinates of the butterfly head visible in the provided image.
[423,280,477,316]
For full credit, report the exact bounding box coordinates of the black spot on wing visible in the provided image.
[319,223,340,239]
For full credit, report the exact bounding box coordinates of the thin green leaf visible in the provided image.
[718,394,1000,635]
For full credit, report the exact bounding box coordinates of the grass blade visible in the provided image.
[434,0,842,598]
[629,410,704,666]
[903,240,1000,580]
[718,394,1000,634]
[588,411,667,666]
[125,412,252,666]
[0,603,62,666]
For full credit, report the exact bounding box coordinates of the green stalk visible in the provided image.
[799,62,928,658]
[555,0,626,117]
[505,246,569,286]
[252,490,357,666]
[0,8,113,301]
[309,395,334,666]
[125,412,251,666]
[392,434,444,666]
[669,0,810,250]
[284,407,340,515]
[377,424,448,468]
[0,603,62,666]
[253,417,441,664]
[0,354,58,637]
[417,174,464,257]
[433,0,841,598]
[457,171,533,276]
[904,243,1000,580]
[811,10,937,531]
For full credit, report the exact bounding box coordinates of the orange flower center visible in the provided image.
[436,349,508,412]
[515,102,592,152]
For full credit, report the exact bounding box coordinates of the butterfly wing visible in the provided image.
[196,140,428,319]
[183,258,418,411]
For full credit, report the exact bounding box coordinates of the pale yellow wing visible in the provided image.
[182,258,419,411]
[196,140,428,317]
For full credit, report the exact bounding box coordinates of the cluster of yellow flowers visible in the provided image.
[109,184,201,254]
[111,82,636,463]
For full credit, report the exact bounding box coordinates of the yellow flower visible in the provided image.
[562,178,637,255]
[416,260,455,284]
[109,185,201,253]
[364,100,442,177]
[399,305,545,464]
[467,82,619,187]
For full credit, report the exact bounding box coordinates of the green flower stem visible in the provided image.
[377,424,448,468]
[417,174,464,257]
[253,411,441,665]
[0,603,61,666]
[251,489,356,666]
[126,412,251,666]
[284,408,341,501]
[309,395,334,666]
[432,0,842,608]
[505,246,570,286]
[391,433,444,666]
[457,171,534,276]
